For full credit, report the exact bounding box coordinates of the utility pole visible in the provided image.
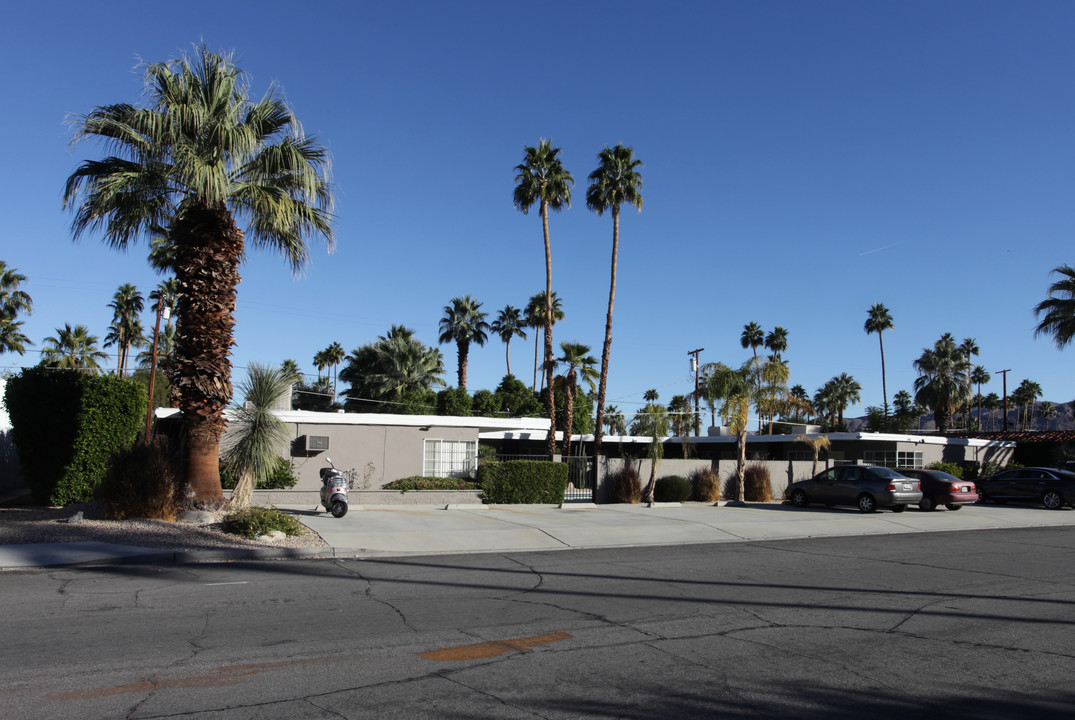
[996,369,1011,431]
[688,348,704,437]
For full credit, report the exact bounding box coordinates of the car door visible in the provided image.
[834,466,864,505]
[809,468,840,504]
[984,469,1021,499]
[1017,469,1050,500]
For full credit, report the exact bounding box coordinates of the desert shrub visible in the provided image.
[743,463,772,502]
[220,507,304,539]
[4,367,146,505]
[219,457,299,490]
[689,467,721,503]
[97,437,183,520]
[928,461,964,479]
[723,472,741,501]
[609,465,642,503]
[478,460,568,504]
[654,475,692,502]
[384,476,481,491]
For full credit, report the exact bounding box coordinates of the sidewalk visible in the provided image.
[4,501,1075,570]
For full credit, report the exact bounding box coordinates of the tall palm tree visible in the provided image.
[1038,400,1057,431]
[913,334,971,433]
[0,261,32,355]
[958,338,980,428]
[514,139,574,458]
[741,322,764,378]
[41,323,108,370]
[438,295,489,391]
[970,365,990,430]
[64,47,334,505]
[701,361,754,500]
[313,349,330,380]
[830,373,862,429]
[1034,264,1075,349]
[586,144,643,458]
[325,341,345,398]
[1013,379,1043,430]
[490,305,527,378]
[764,326,789,360]
[555,341,599,458]
[104,283,145,376]
[982,392,1001,431]
[523,291,564,390]
[864,303,894,418]
[222,362,293,508]
[603,404,627,436]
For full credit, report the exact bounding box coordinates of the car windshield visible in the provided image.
[870,467,906,479]
[931,471,961,482]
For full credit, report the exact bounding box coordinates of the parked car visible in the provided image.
[897,469,977,511]
[786,465,922,513]
[977,467,1075,510]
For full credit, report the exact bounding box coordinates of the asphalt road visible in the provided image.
[3,527,1074,719]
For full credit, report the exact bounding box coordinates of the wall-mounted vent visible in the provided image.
[305,435,330,452]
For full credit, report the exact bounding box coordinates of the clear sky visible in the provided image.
[2,1,1073,424]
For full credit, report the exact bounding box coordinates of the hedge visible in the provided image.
[4,367,146,505]
[478,460,568,504]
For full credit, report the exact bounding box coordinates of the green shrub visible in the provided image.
[4,367,146,505]
[97,437,183,520]
[928,461,964,479]
[220,507,304,539]
[471,389,501,417]
[219,457,299,490]
[437,387,472,416]
[384,476,481,491]
[609,465,642,503]
[743,464,772,501]
[654,475,692,502]
[689,467,721,503]
[478,460,568,504]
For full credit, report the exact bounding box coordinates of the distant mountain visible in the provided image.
[846,400,1075,433]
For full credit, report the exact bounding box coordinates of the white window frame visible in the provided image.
[863,450,924,469]
[423,439,478,478]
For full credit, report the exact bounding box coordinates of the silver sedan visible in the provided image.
[787,465,922,513]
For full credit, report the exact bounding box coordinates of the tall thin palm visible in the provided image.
[556,341,599,458]
[830,373,862,428]
[586,144,643,457]
[1034,264,1075,349]
[64,47,333,504]
[514,139,574,458]
[764,326,789,360]
[490,305,527,378]
[325,341,345,398]
[438,295,489,391]
[222,362,293,508]
[864,303,894,418]
[523,291,564,391]
[0,261,33,355]
[970,365,990,430]
[41,323,108,370]
[105,283,145,376]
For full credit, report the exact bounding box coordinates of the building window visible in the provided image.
[423,439,478,478]
[864,450,923,469]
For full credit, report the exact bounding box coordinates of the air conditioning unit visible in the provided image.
[304,435,330,452]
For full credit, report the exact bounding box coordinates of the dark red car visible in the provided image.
[898,469,977,511]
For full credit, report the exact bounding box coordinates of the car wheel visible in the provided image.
[919,495,936,512]
[945,504,963,511]
[857,494,877,513]
[891,504,907,513]
[790,489,809,508]
[1042,490,1064,510]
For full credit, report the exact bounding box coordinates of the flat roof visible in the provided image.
[156,407,550,433]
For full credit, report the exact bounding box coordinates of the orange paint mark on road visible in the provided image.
[419,631,572,661]
[49,657,327,700]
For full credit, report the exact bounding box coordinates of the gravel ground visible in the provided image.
[0,502,329,552]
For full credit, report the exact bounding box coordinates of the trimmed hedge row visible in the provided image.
[4,367,146,505]
[478,460,568,504]
[383,476,482,491]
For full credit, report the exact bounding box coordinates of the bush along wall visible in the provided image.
[4,367,146,505]
[479,460,568,504]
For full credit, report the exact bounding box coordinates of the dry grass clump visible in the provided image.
[610,466,642,503]
[743,463,772,502]
[689,467,721,503]
[97,438,183,521]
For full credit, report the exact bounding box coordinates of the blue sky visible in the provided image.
[2,1,1074,423]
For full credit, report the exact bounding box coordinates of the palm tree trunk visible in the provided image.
[595,205,620,458]
[541,201,556,459]
[505,340,512,378]
[532,332,539,391]
[736,429,747,502]
[457,338,468,390]
[230,469,254,509]
[172,201,242,506]
[563,387,574,459]
[879,332,888,418]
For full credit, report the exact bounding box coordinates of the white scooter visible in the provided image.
[319,458,351,518]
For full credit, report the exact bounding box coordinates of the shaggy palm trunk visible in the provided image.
[595,205,619,458]
[879,333,888,419]
[735,429,747,502]
[172,201,243,506]
[541,202,556,459]
[563,379,575,459]
[457,339,469,390]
